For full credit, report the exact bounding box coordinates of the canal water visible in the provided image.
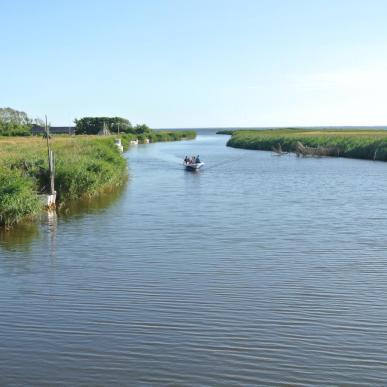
[1,131,387,386]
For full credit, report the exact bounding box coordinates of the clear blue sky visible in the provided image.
[2,0,387,127]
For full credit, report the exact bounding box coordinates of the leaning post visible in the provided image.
[45,115,56,203]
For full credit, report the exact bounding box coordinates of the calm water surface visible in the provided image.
[1,132,387,386]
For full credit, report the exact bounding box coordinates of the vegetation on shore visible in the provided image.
[0,130,196,227]
[0,106,197,227]
[216,130,235,135]
[0,137,127,227]
[74,117,187,137]
[0,107,44,137]
[137,130,196,143]
[0,167,42,227]
[119,130,196,150]
[226,129,387,161]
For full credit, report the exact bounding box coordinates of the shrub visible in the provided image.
[0,168,41,227]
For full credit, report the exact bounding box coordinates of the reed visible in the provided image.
[0,167,41,227]
[119,130,196,149]
[147,130,196,143]
[227,129,387,161]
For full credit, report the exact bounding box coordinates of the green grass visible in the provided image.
[54,138,127,200]
[0,136,127,227]
[227,129,387,161]
[0,122,31,137]
[0,167,41,227]
[118,130,196,150]
[216,130,235,135]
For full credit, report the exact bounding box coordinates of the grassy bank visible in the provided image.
[121,130,196,147]
[226,129,387,161]
[0,136,127,227]
[0,130,196,227]
[0,167,41,227]
[216,130,235,135]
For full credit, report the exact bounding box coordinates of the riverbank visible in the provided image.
[224,129,387,161]
[120,130,196,148]
[0,130,196,227]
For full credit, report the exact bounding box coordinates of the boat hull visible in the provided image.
[184,162,204,171]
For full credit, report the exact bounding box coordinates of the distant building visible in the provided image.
[31,126,75,135]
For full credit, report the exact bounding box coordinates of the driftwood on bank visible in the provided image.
[295,141,340,157]
[272,143,288,156]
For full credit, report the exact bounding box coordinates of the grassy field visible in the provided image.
[0,130,196,227]
[226,129,387,161]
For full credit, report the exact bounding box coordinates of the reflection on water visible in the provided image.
[0,181,128,253]
[58,180,128,220]
[44,209,57,259]
[0,222,39,276]
[0,223,39,252]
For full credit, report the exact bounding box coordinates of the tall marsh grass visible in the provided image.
[0,136,127,226]
[0,167,41,227]
[227,129,387,161]
[121,130,196,146]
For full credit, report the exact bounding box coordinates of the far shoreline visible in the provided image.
[222,128,387,162]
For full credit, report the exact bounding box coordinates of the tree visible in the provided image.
[0,107,33,136]
[133,124,152,134]
[32,117,45,127]
[74,117,132,135]
[0,107,30,125]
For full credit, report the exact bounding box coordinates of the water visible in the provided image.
[1,132,387,386]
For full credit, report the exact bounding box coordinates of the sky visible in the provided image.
[1,0,387,127]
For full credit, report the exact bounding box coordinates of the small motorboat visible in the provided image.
[183,156,204,171]
[183,161,204,171]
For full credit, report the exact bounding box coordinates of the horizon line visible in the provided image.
[155,125,387,130]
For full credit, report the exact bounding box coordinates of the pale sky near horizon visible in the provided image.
[1,0,387,127]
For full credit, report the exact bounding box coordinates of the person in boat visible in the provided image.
[196,155,201,163]
[184,156,189,163]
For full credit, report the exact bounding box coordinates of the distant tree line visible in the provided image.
[0,107,44,136]
[0,107,153,137]
[74,117,152,135]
